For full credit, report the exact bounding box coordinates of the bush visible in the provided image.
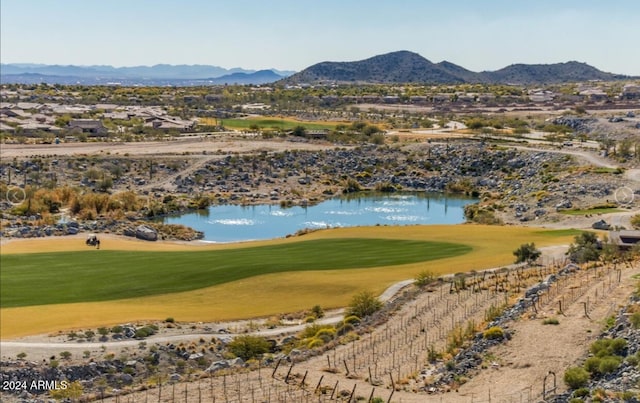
[227,335,270,360]
[483,326,504,340]
[346,291,382,318]
[631,312,640,329]
[513,243,541,264]
[415,270,437,287]
[573,387,590,398]
[543,318,560,325]
[564,366,590,389]
[134,326,157,339]
[584,356,602,374]
[597,355,622,374]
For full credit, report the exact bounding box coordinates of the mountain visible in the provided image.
[206,70,285,85]
[284,51,466,84]
[282,51,633,85]
[0,64,295,85]
[482,61,631,84]
[1,53,633,86]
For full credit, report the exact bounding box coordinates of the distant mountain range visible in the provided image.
[0,64,294,85]
[283,50,634,85]
[1,51,634,86]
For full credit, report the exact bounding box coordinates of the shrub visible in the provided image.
[415,270,437,287]
[513,243,541,264]
[483,327,504,340]
[310,305,324,319]
[597,355,622,374]
[564,366,590,389]
[346,291,382,318]
[631,312,640,329]
[227,335,270,360]
[314,328,336,343]
[543,318,560,325]
[343,315,361,326]
[584,356,602,374]
[299,324,334,340]
[573,388,590,398]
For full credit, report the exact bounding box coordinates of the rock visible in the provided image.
[592,219,611,230]
[206,360,230,372]
[119,374,134,385]
[135,225,158,241]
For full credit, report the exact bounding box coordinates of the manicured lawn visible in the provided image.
[0,225,579,338]
[1,238,470,307]
[200,117,342,131]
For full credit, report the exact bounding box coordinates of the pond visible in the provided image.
[159,192,476,242]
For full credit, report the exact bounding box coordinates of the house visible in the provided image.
[579,88,608,102]
[143,116,196,131]
[609,230,640,250]
[621,84,640,100]
[68,119,108,137]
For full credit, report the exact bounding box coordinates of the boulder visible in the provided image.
[592,219,611,230]
[135,225,158,241]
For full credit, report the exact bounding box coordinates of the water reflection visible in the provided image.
[159,192,475,243]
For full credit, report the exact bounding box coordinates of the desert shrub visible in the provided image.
[573,388,590,398]
[485,303,506,322]
[597,355,622,374]
[567,232,601,263]
[343,315,361,326]
[590,338,627,357]
[631,312,640,329]
[513,243,541,264]
[564,366,590,389]
[310,305,324,319]
[314,328,336,343]
[134,326,156,339]
[307,338,324,349]
[227,335,270,360]
[483,326,504,340]
[299,324,334,340]
[415,270,437,287]
[346,291,382,318]
[336,323,354,336]
[543,318,560,325]
[584,356,602,374]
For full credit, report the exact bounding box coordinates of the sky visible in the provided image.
[1,0,639,75]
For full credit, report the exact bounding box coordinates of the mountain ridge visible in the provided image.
[1,51,635,86]
[283,50,634,85]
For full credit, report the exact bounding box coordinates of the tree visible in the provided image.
[227,335,270,360]
[513,243,541,264]
[291,125,307,137]
[567,232,601,263]
[346,291,382,318]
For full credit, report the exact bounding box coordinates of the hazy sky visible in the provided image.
[1,0,639,75]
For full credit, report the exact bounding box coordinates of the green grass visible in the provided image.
[215,118,339,131]
[1,238,470,307]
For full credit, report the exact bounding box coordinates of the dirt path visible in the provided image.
[0,137,338,159]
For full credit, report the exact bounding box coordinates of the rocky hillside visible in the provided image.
[283,50,633,85]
